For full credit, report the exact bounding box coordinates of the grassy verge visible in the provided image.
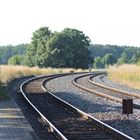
[107,64,140,89]
[0,65,86,84]
[0,65,87,99]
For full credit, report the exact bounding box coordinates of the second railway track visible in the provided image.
[89,73,140,99]
[20,73,134,140]
[73,73,140,109]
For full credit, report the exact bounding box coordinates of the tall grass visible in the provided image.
[108,64,140,89]
[0,65,84,84]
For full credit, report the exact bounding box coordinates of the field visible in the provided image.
[1,64,140,97]
[108,64,140,89]
[0,65,84,84]
[0,65,85,98]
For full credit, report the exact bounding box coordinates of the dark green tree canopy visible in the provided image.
[102,53,117,66]
[93,56,104,68]
[25,27,91,68]
[46,28,91,68]
[8,55,24,65]
[25,27,52,67]
[5,26,138,69]
[117,52,129,65]
[1,27,140,69]
[0,44,27,64]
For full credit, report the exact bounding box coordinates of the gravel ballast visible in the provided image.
[8,77,57,140]
[45,73,140,139]
[93,73,140,94]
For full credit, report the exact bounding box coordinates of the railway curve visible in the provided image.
[20,73,134,140]
[73,73,140,109]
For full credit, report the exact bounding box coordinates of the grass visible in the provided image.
[0,65,86,99]
[0,65,85,84]
[107,64,140,89]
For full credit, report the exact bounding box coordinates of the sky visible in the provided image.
[0,0,140,46]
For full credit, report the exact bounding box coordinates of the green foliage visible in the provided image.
[117,52,129,65]
[0,44,27,64]
[46,28,90,68]
[90,44,140,68]
[25,27,52,67]
[89,44,140,61]
[25,27,91,69]
[130,54,137,64]
[89,44,124,59]
[136,60,140,66]
[133,51,140,63]
[8,55,24,65]
[1,26,140,69]
[102,53,117,67]
[135,52,140,65]
[93,57,104,68]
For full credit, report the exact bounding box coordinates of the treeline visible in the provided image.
[0,44,27,64]
[0,26,140,69]
[89,44,140,68]
[24,27,90,69]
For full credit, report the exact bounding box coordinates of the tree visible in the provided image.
[89,44,140,64]
[25,27,91,68]
[133,51,140,63]
[25,27,52,67]
[117,52,129,65]
[102,53,117,67]
[93,57,104,68]
[46,28,91,68]
[130,54,137,64]
[8,55,24,65]
[0,44,27,64]
[130,51,140,64]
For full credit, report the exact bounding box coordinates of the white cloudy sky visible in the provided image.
[0,0,140,46]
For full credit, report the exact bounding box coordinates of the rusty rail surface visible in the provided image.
[73,73,123,103]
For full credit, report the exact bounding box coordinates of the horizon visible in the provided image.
[0,42,140,48]
[0,0,140,47]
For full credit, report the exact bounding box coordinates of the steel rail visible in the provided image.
[73,73,122,103]
[20,72,88,140]
[73,73,140,109]
[20,72,134,140]
[20,74,69,140]
[88,73,140,109]
[89,73,140,99]
[42,73,134,140]
[73,73,140,110]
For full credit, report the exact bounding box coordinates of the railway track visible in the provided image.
[89,73,140,99]
[20,73,134,140]
[73,73,140,109]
